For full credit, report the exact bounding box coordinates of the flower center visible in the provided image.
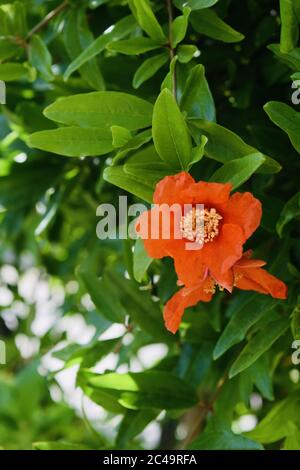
[180,207,222,245]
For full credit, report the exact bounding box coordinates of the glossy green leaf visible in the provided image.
[64,8,105,90]
[28,35,53,82]
[133,238,152,282]
[279,0,299,53]
[264,101,300,153]
[152,88,192,170]
[190,9,244,43]
[103,165,154,202]
[116,410,158,448]
[210,153,266,189]
[177,44,199,63]
[283,426,300,450]
[111,126,132,148]
[247,393,300,443]
[189,417,263,450]
[276,191,300,237]
[0,62,31,81]
[133,52,169,89]
[171,7,191,48]
[44,92,153,131]
[64,15,137,80]
[78,267,126,323]
[80,371,198,410]
[28,127,114,157]
[213,295,278,359]
[108,38,161,55]
[180,64,215,121]
[128,0,165,43]
[174,0,218,10]
[190,119,281,174]
[268,43,300,70]
[113,129,152,164]
[229,317,290,378]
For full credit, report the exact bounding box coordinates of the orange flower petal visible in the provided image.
[202,223,244,285]
[163,280,214,334]
[136,205,184,258]
[154,172,195,205]
[234,265,287,299]
[181,181,232,206]
[222,192,262,241]
[173,250,207,287]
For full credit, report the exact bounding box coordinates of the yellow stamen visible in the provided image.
[180,207,222,245]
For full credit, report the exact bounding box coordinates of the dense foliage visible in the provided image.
[0,0,300,451]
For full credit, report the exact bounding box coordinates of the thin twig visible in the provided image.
[181,372,229,449]
[165,0,177,98]
[26,0,69,40]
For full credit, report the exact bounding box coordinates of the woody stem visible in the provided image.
[26,0,69,40]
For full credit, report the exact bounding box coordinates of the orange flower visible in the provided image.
[137,172,262,289]
[163,251,287,334]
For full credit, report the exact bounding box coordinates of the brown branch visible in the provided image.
[181,372,229,449]
[26,0,69,40]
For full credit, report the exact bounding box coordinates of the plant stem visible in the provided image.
[26,0,69,40]
[166,0,177,98]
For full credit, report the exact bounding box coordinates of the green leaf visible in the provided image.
[28,127,114,157]
[248,354,274,401]
[291,296,300,340]
[0,161,61,210]
[103,165,154,202]
[264,101,300,153]
[276,191,300,237]
[111,126,132,148]
[133,238,152,282]
[174,0,218,10]
[229,317,290,378]
[152,88,192,170]
[133,52,169,89]
[283,426,300,450]
[116,409,158,448]
[0,38,20,61]
[0,62,32,81]
[129,0,165,43]
[268,43,300,70]
[213,294,278,359]
[188,135,208,168]
[113,129,152,164]
[80,371,198,410]
[64,15,137,80]
[108,37,161,55]
[28,34,53,82]
[78,265,127,323]
[177,44,199,63]
[279,0,299,53]
[190,119,281,174]
[180,64,215,121]
[53,338,119,369]
[106,270,173,343]
[247,393,300,443]
[64,8,105,90]
[33,441,92,450]
[190,9,244,43]
[124,145,175,187]
[44,92,153,131]
[189,417,263,450]
[171,7,191,48]
[210,153,266,189]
